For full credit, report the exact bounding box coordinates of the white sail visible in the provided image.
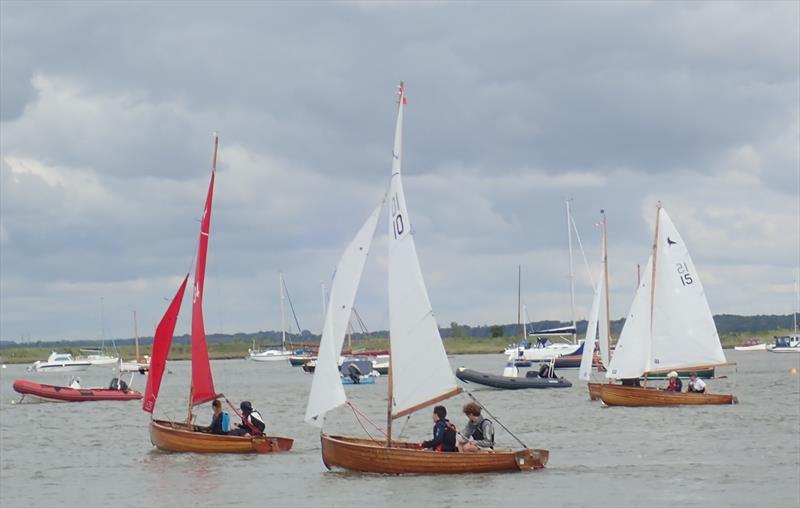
[578,262,603,381]
[607,256,653,379]
[649,208,726,371]
[304,203,383,426]
[388,85,458,418]
[598,241,611,369]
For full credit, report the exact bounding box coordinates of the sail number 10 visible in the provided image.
[391,193,405,240]
[676,263,694,286]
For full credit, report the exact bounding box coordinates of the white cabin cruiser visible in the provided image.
[28,352,92,373]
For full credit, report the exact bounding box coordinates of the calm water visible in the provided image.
[1,351,798,508]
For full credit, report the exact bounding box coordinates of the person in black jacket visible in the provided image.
[205,399,230,435]
[420,405,457,452]
[229,401,266,436]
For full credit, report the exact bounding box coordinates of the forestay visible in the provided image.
[388,84,459,419]
[305,203,383,426]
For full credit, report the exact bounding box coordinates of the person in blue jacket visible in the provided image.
[207,399,229,435]
[421,405,457,452]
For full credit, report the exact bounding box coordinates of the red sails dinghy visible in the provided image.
[13,377,142,402]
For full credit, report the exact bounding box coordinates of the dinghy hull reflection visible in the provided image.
[597,384,737,407]
[320,434,547,474]
[150,420,294,453]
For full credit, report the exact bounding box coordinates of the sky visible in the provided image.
[1,1,798,342]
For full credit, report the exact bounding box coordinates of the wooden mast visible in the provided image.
[517,265,522,341]
[186,134,218,424]
[386,352,394,447]
[602,211,612,355]
[133,310,140,362]
[650,202,661,333]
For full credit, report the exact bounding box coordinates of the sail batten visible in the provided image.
[304,203,383,426]
[142,275,189,413]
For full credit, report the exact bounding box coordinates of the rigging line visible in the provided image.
[281,277,303,335]
[346,401,388,438]
[352,308,370,334]
[346,402,384,443]
[465,391,528,449]
[397,415,411,440]
[570,213,596,292]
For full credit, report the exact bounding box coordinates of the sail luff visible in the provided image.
[387,82,459,419]
[578,263,603,382]
[190,137,218,407]
[142,275,189,413]
[602,211,612,365]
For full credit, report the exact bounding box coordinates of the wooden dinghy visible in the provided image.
[597,384,737,407]
[13,379,142,402]
[321,434,547,474]
[150,420,293,453]
[142,137,293,454]
[455,368,571,389]
[587,382,603,401]
[304,84,548,475]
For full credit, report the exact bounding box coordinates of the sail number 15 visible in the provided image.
[676,263,694,286]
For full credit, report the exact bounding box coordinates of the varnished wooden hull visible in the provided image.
[588,382,603,400]
[320,434,547,474]
[597,384,737,407]
[150,420,294,453]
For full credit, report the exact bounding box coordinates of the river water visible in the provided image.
[1,350,798,508]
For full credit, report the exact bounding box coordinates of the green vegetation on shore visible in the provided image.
[0,329,793,365]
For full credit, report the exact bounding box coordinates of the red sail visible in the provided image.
[190,162,218,406]
[142,274,189,413]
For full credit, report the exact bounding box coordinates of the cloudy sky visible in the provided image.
[1,1,798,342]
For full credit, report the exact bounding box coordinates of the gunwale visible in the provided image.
[320,434,547,474]
[150,419,294,453]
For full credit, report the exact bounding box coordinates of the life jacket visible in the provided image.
[242,410,266,435]
[469,418,494,449]
[434,421,457,452]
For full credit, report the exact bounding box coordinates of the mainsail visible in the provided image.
[387,83,459,419]
[649,208,725,371]
[142,274,189,413]
[190,137,218,406]
[304,203,383,426]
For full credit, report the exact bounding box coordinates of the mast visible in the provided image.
[565,199,577,344]
[602,211,612,350]
[794,268,799,336]
[133,310,140,362]
[649,202,662,334]
[517,265,522,341]
[100,297,106,352]
[386,80,406,447]
[279,271,287,351]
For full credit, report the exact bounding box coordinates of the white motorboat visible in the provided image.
[767,335,800,353]
[512,341,582,362]
[28,352,92,373]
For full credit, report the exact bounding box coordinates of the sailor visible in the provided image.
[69,376,81,389]
[457,402,495,452]
[230,401,266,436]
[421,405,457,452]
[687,373,706,393]
[665,371,683,392]
[207,399,230,435]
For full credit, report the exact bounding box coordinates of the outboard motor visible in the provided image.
[347,363,362,384]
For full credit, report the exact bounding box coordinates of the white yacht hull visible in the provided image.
[29,362,91,373]
[734,343,767,351]
[247,350,293,362]
[513,343,581,362]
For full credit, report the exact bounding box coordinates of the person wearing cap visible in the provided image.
[687,373,706,393]
[230,401,266,436]
[665,371,683,392]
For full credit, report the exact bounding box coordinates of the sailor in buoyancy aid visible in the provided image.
[232,400,266,436]
[421,405,457,452]
[458,401,495,452]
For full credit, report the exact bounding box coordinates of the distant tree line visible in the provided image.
[1,313,796,349]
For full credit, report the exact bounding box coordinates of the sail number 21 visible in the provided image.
[676,263,694,286]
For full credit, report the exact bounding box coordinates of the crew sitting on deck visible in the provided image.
[665,371,683,392]
[421,405,457,452]
[457,402,495,452]
[206,399,229,435]
[687,373,706,393]
[229,401,266,436]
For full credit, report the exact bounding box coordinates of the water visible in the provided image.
[1,351,798,508]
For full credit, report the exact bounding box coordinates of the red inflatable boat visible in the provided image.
[13,379,143,402]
